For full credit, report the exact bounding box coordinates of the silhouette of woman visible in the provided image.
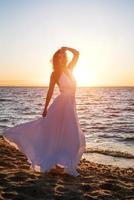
[4,46,86,176]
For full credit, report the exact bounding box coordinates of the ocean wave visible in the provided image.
[0,119,9,122]
[0,98,12,102]
[98,134,122,139]
[118,136,134,142]
[123,107,134,112]
[98,134,134,142]
[85,148,134,159]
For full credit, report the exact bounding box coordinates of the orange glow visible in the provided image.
[73,55,97,86]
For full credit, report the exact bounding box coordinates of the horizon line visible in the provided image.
[0,85,134,88]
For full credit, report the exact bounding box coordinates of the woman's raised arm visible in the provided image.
[61,47,79,70]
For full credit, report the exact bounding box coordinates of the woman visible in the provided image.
[4,47,86,176]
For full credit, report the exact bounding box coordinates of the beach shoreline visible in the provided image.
[0,136,134,200]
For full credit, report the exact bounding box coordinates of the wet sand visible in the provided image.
[0,136,134,200]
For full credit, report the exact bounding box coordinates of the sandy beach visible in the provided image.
[0,136,134,200]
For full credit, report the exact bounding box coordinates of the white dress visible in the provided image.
[4,69,86,176]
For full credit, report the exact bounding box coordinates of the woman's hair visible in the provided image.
[52,49,68,84]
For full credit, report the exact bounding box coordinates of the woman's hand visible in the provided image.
[61,47,79,54]
[42,108,47,117]
[61,47,68,51]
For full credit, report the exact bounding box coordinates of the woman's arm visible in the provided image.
[42,72,56,117]
[61,47,79,70]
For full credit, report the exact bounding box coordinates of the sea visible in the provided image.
[0,86,134,169]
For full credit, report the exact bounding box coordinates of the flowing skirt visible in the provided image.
[4,93,86,176]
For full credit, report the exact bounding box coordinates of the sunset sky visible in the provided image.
[0,0,134,86]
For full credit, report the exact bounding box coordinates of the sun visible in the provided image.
[73,57,97,87]
[73,67,90,86]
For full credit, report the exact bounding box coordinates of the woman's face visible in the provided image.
[58,51,67,66]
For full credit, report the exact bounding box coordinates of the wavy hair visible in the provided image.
[52,49,68,84]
